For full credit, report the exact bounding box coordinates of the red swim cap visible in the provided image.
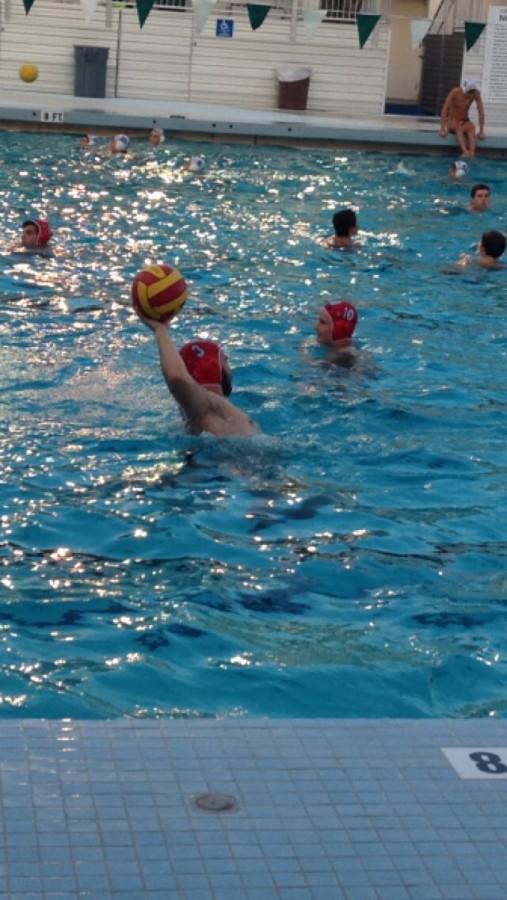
[325,301,358,341]
[180,340,224,387]
[35,219,53,247]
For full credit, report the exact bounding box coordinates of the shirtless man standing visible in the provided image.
[139,315,258,437]
[440,79,486,158]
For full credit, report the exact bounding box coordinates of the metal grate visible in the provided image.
[320,0,362,23]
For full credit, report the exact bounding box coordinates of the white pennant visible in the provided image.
[193,0,216,34]
[303,9,326,40]
[410,17,432,49]
[80,0,99,23]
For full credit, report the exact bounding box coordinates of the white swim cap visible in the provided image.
[151,128,165,143]
[113,134,130,152]
[188,155,205,173]
[463,78,480,93]
[453,160,469,178]
[84,133,99,146]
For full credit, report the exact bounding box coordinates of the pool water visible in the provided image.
[1,132,506,719]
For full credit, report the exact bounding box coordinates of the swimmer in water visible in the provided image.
[81,133,99,148]
[149,128,165,146]
[323,208,360,250]
[185,156,206,174]
[138,314,258,437]
[449,160,469,180]
[470,183,491,212]
[458,230,506,270]
[316,301,360,368]
[20,218,54,255]
[111,134,130,154]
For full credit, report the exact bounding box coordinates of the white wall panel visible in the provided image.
[0,0,389,117]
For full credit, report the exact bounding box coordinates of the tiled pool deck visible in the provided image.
[1,718,507,899]
[1,90,507,153]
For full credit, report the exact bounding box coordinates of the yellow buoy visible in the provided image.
[19,63,39,83]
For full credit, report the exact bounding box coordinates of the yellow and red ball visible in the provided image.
[131,264,188,322]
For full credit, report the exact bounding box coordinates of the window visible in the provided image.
[320,0,362,22]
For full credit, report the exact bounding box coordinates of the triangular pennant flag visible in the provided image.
[193,0,216,34]
[247,4,271,31]
[464,21,486,52]
[80,0,100,23]
[356,13,381,49]
[136,0,156,27]
[410,17,432,50]
[22,0,36,12]
[303,8,326,40]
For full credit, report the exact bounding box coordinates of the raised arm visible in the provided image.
[148,320,213,423]
[440,88,456,136]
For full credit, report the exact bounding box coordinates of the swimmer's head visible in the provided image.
[463,78,480,94]
[111,134,130,154]
[185,155,206,174]
[480,230,506,260]
[470,183,491,211]
[450,160,469,179]
[332,208,358,238]
[21,218,53,249]
[317,301,358,345]
[82,133,99,147]
[149,128,165,146]
[179,340,232,396]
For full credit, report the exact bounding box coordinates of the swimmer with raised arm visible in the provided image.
[138,314,258,436]
[440,79,486,158]
[323,209,360,250]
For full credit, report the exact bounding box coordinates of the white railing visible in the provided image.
[430,0,489,35]
[149,0,391,23]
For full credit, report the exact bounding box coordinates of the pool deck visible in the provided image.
[2,89,507,154]
[2,717,507,899]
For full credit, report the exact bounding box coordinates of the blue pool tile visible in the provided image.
[376,888,411,900]
[344,888,378,900]
[407,887,443,900]
[143,874,178,891]
[439,887,475,899]
[309,889,346,900]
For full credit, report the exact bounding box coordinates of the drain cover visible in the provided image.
[192,792,239,813]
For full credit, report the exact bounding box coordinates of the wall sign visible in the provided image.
[216,18,234,38]
[40,111,65,123]
[442,747,507,779]
[481,6,507,103]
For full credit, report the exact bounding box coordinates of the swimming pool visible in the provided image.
[1,132,506,719]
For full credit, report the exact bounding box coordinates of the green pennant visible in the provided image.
[22,0,36,12]
[246,4,271,30]
[356,12,381,49]
[136,0,156,27]
[464,20,486,52]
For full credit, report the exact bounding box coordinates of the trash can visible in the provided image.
[276,65,312,111]
[74,46,109,98]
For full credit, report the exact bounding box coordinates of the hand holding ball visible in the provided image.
[132,264,188,323]
[19,63,39,83]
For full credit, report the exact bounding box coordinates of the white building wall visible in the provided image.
[0,0,389,117]
[0,1,119,97]
[461,2,507,127]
